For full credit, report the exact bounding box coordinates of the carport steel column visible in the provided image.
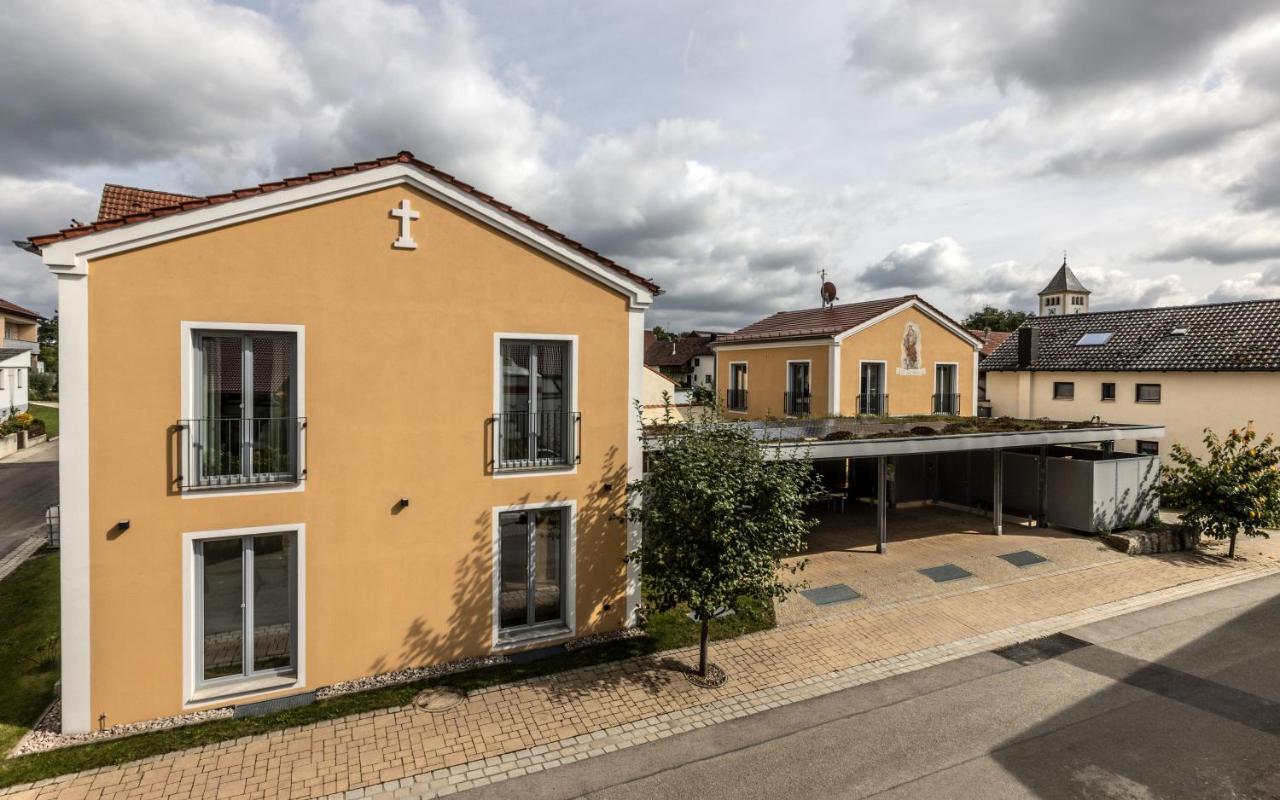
[876,455,888,553]
[992,448,1004,535]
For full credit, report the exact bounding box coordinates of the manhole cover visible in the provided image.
[999,550,1048,568]
[413,687,467,713]
[918,563,973,583]
[993,633,1091,666]
[801,583,861,606]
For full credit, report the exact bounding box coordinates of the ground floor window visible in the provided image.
[497,506,570,637]
[196,531,298,687]
[1053,381,1075,400]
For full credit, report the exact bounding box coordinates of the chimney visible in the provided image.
[1016,326,1039,368]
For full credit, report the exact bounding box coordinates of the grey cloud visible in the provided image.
[1205,265,1280,302]
[1229,147,1280,212]
[1148,234,1280,265]
[858,238,967,290]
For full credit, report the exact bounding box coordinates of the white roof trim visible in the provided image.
[833,298,982,347]
[38,163,654,309]
[710,337,835,351]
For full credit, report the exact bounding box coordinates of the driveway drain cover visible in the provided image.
[993,633,1091,666]
[413,687,467,713]
[999,550,1048,567]
[918,563,973,583]
[801,584,861,605]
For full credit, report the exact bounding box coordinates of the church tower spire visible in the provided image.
[1038,254,1090,315]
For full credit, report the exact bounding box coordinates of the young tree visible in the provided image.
[1163,423,1280,558]
[961,306,1032,332]
[628,403,822,684]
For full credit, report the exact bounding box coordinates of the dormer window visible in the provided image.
[1074,332,1113,346]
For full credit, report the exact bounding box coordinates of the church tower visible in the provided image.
[1038,256,1090,316]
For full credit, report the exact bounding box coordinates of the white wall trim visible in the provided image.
[711,337,833,352]
[828,344,841,416]
[491,332,580,479]
[626,309,644,626]
[972,350,980,415]
[38,164,654,309]
[833,298,983,347]
[178,322,306,498]
[57,272,91,733]
[490,500,578,650]
[181,523,307,710]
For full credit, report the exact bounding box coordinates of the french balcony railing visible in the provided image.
[784,392,811,416]
[856,393,888,416]
[932,393,961,415]
[177,417,306,489]
[491,411,581,472]
[725,389,748,412]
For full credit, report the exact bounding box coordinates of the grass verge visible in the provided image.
[26,404,58,439]
[0,552,60,758]
[0,593,773,789]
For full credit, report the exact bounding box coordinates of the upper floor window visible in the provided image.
[1053,381,1074,400]
[1101,382,1116,401]
[1071,295,1084,306]
[727,363,748,411]
[184,331,303,489]
[1136,441,1159,455]
[1135,383,1162,403]
[495,339,578,472]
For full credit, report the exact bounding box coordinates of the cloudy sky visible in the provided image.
[4,0,1280,330]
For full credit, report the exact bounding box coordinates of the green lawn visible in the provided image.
[0,591,773,789]
[25,404,57,439]
[0,552,60,758]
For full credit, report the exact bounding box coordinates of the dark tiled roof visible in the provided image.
[646,332,718,367]
[0,298,40,319]
[97,184,199,221]
[25,152,659,294]
[1038,262,1090,295]
[718,295,967,345]
[982,299,1280,372]
[0,347,30,359]
[968,329,1012,358]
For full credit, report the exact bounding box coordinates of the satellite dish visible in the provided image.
[821,281,839,307]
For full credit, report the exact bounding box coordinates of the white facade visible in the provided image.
[1039,291,1089,316]
[0,350,29,419]
[690,353,716,388]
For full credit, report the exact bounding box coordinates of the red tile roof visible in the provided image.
[97,184,199,221]
[717,295,923,344]
[26,151,659,294]
[0,297,41,320]
[968,329,1012,358]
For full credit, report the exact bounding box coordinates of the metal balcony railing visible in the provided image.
[856,393,888,416]
[784,392,811,416]
[726,389,748,412]
[932,393,961,415]
[492,411,581,471]
[177,417,307,489]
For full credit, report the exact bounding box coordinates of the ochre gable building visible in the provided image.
[712,295,981,419]
[22,152,657,731]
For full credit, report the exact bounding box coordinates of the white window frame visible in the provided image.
[857,359,889,415]
[727,361,748,413]
[785,359,812,415]
[933,361,959,414]
[179,322,306,498]
[182,523,306,708]
[491,500,577,650]
[492,332,579,478]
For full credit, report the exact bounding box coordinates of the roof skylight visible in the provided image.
[1075,332,1114,346]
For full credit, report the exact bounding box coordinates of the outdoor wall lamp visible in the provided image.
[116,519,130,533]
[397,498,410,510]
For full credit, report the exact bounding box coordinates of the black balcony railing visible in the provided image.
[492,411,581,471]
[856,393,888,416]
[932,393,961,414]
[177,417,306,489]
[784,392,811,416]
[726,389,748,412]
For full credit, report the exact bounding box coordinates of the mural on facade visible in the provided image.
[898,321,924,375]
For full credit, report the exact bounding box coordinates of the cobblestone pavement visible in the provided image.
[4,537,1278,800]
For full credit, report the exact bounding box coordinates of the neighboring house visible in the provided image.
[1,296,41,371]
[969,328,1012,408]
[712,295,981,419]
[1038,257,1090,316]
[644,330,720,388]
[0,347,30,419]
[19,151,658,732]
[641,366,695,423]
[982,299,1280,457]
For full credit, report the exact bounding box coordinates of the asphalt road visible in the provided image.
[0,439,58,557]
[460,573,1280,800]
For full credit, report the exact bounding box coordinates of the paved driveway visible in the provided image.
[0,439,58,558]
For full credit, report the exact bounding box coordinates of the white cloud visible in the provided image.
[1146,214,1280,265]
[0,177,98,315]
[1205,265,1280,302]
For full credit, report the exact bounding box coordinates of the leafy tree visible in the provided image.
[1163,423,1280,558]
[37,313,57,375]
[961,306,1033,332]
[627,402,822,683]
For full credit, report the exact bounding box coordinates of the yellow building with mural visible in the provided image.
[23,152,657,731]
[712,295,981,419]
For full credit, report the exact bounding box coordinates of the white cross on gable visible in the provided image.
[390,198,420,250]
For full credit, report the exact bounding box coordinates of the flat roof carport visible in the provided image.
[754,423,1166,553]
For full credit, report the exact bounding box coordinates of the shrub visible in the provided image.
[27,372,56,401]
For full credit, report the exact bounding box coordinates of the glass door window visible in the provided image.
[197,532,297,687]
[498,507,568,634]
[934,364,959,413]
[787,362,810,414]
[859,363,886,414]
[728,363,748,410]
[500,340,571,468]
